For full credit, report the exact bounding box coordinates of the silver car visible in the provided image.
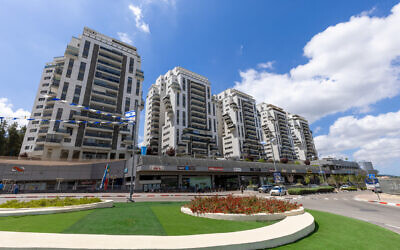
[270,186,287,196]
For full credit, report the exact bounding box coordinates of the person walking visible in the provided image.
[240,184,244,195]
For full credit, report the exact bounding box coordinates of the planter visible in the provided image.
[181,206,304,221]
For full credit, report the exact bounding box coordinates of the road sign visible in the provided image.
[273,172,282,183]
[141,146,147,155]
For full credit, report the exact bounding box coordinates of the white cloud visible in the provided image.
[257,61,274,69]
[0,98,30,127]
[314,110,400,174]
[117,32,133,44]
[234,3,400,122]
[128,4,150,33]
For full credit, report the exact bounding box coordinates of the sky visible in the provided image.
[0,0,399,175]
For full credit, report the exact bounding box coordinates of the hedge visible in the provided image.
[288,186,335,195]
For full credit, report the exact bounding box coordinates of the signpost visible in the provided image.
[125,110,137,203]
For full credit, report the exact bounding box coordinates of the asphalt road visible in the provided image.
[1,190,399,234]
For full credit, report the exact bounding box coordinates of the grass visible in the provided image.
[0,202,270,235]
[0,197,101,208]
[276,209,400,249]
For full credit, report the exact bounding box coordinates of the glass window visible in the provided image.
[208,102,211,114]
[125,97,130,113]
[82,41,90,58]
[129,58,134,73]
[66,58,74,78]
[61,82,69,100]
[183,111,186,126]
[72,85,81,104]
[127,77,132,94]
[77,62,86,81]
[182,94,186,108]
[136,79,140,95]
[176,110,179,125]
[182,78,186,91]
[176,92,180,106]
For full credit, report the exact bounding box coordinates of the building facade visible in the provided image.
[144,67,218,157]
[257,103,296,161]
[20,27,144,160]
[216,89,262,160]
[287,114,318,160]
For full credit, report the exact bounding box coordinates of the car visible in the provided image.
[258,185,273,193]
[339,185,350,190]
[270,186,287,196]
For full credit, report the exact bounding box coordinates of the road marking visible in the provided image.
[324,198,329,200]
[385,224,400,230]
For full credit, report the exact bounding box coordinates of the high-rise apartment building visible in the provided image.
[143,67,218,157]
[216,89,262,160]
[287,114,318,160]
[20,27,144,160]
[257,103,296,161]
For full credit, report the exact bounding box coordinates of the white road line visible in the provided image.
[385,224,400,230]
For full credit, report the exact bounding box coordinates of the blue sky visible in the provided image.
[1,0,400,175]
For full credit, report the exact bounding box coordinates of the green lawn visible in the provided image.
[0,202,269,235]
[276,209,400,250]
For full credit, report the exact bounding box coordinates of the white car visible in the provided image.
[270,186,287,196]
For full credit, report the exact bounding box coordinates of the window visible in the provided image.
[208,102,211,114]
[42,83,49,87]
[32,121,39,125]
[182,94,186,108]
[27,137,35,141]
[66,58,74,78]
[127,77,132,93]
[182,78,186,91]
[125,97,130,113]
[176,92,180,106]
[82,41,90,58]
[45,70,53,73]
[77,62,86,80]
[207,87,210,99]
[38,98,45,102]
[176,129,179,144]
[213,119,216,132]
[33,113,41,117]
[183,111,186,126]
[53,108,63,131]
[129,58,134,73]
[40,90,47,94]
[176,110,179,125]
[30,129,37,132]
[24,146,30,150]
[44,76,51,80]
[64,138,71,143]
[213,103,216,116]
[209,119,212,131]
[136,79,140,96]
[61,82,69,100]
[72,85,81,104]
[134,99,138,110]
[36,105,43,109]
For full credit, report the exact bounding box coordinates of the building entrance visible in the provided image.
[214,175,239,191]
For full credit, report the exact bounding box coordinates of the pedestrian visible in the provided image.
[240,184,244,194]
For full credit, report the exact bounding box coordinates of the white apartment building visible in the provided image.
[257,103,296,161]
[287,114,318,160]
[143,67,218,157]
[216,89,262,160]
[20,27,144,160]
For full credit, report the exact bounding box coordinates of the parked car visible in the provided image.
[372,186,382,193]
[339,185,350,190]
[258,185,273,193]
[270,186,287,196]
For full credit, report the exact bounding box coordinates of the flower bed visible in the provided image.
[0,197,102,208]
[184,195,300,215]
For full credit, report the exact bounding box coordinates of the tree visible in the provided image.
[304,175,311,185]
[327,176,336,186]
[6,123,25,156]
[0,120,7,156]
[166,147,175,156]
[304,159,311,165]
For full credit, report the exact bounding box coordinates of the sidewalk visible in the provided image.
[355,192,400,207]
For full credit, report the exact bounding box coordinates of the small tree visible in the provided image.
[166,147,175,156]
[327,176,336,186]
[304,159,311,165]
[304,175,311,185]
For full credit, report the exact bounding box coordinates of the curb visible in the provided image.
[0,193,233,199]
[354,198,400,208]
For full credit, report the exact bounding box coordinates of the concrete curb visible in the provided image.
[354,197,400,208]
[0,200,113,217]
[181,206,305,221]
[0,212,315,249]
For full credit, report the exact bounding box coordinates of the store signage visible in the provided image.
[177,166,196,171]
[208,167,223,171]
[250,168,261,172]
[233,168,242,172]
[274,172,283,183]
[150,165,164,171]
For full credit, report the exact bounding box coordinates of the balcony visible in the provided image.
[87,123,114,131]
[82,142,111,149]
[96,64,121,77]
[93,79,119,91]
[98,52,122,64]
[136,69,144,79]
[65,45,79,57]
[95,71,120,84]
[190,83,205,92]
[91,96,116,106]
[97,59,121,70]
[85,131,113,139]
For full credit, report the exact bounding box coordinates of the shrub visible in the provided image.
[0,197,102,208]
[185,195,300,214]
[257,158,266,163]
[288,186,335,195]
